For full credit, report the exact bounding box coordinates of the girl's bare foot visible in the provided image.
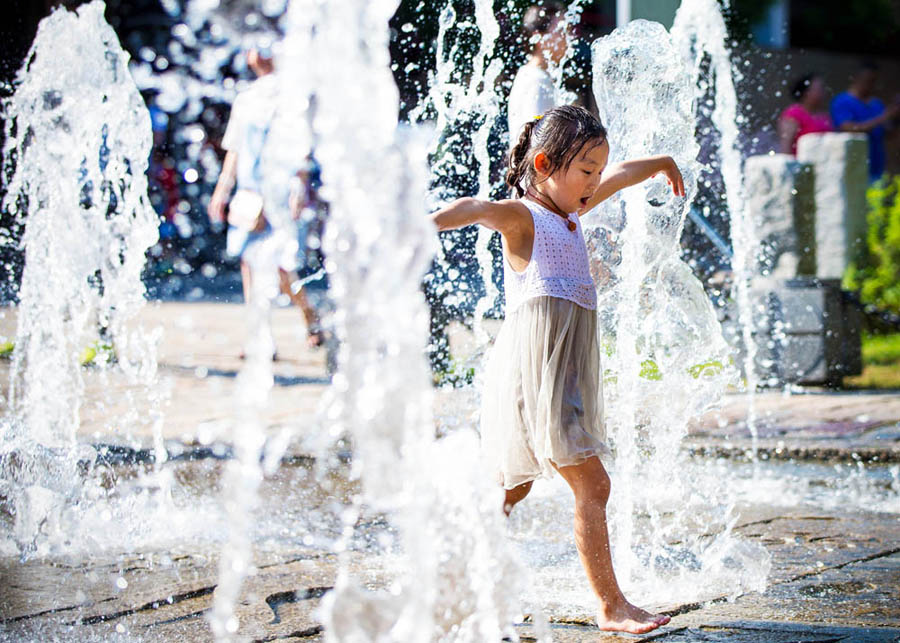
[596,599,670,634]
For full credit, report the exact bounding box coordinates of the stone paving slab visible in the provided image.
[690,391,900,463]
[0,549,350,641]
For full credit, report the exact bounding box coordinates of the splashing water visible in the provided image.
[299,1,535,639]
[144,0,538,639]
[577,13,769,610]
[545,0,586,106]
[414,0,505,354]
[194,0,771,632]
[463,1,503,344]
[3,0,866,639]
[419,1,587,351]
[204,5,318,637]
[0,0,161,558]
[671,0,761,458]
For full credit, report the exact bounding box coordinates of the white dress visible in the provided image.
[480,199,610,489]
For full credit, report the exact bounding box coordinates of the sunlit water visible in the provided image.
[0,0,897,642]
[0,0,162,559]
[672,0,763,450]
[2,454,893,559]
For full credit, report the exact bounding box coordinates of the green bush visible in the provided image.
[844,175,900,314]
[861,332,900,366]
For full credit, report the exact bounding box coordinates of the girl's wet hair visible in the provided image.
[506,105,607,198]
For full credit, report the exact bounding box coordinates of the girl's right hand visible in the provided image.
[653,157,685,198]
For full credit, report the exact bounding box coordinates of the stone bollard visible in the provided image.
[744,154,816,279]
[749,278,862,386]
[796,132,869,280]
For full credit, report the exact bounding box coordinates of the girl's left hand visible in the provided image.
[654,158,685,198]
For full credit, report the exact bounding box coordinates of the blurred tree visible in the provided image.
[789,0,900,55]
[845,177,900,316]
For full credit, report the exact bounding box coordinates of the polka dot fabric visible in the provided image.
[504,198,597,313]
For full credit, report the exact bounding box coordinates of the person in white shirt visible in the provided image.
[207,48,324,351]
[507,2,569,143]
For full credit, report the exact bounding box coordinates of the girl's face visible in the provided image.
[535,138,609,214]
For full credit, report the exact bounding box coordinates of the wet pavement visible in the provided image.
[3,502,897,641]
[1,302,899,641]
[691,390,900,465]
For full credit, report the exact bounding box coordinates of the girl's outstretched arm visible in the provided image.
[431,197,528,235]
[581,155,684,213]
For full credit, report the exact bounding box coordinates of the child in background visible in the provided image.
[507,2,568,141]
[431,105,684,634]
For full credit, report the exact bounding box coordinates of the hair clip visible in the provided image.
[533,114,543,121]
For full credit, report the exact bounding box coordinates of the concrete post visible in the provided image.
[796,132,869,280]
[744,154,816,279]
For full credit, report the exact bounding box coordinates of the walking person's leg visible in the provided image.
[278,269,324,347]
[553,456,670,634]
[240,259,252,303]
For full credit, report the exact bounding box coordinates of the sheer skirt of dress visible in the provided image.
[480,296,610,490]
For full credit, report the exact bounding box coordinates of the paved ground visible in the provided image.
[690,389,900,464]
[1,302,899,641]
[2,302,897,462]
[2,503,897,641]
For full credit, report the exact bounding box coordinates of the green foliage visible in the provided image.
[0,341,13,358]
[860,333,900,366]
[636,357,725,381]
[844,176,900,315]
[687,359,724,379]
[79,341,116,367]
[639,358,662,381]
[843,333,900,389]
[433,357,476,388]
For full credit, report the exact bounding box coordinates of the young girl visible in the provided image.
[431,105,685,635]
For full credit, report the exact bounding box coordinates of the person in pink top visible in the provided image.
[778,73,833,155]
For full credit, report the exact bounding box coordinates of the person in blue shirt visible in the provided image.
[830,61,899,182]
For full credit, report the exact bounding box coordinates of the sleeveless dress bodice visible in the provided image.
[503,198,597,313]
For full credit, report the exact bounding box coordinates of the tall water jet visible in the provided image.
[419,1,587,352]
[464,1,503,344]
[301,1,534,640]
[672,0,761,453]
[197,15,316,643]
[544,0,586,106]
[0,0,160,557]
[413,0,506,366]
[581,13,769,604]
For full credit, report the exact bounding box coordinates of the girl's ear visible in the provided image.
[533,152,550,176]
